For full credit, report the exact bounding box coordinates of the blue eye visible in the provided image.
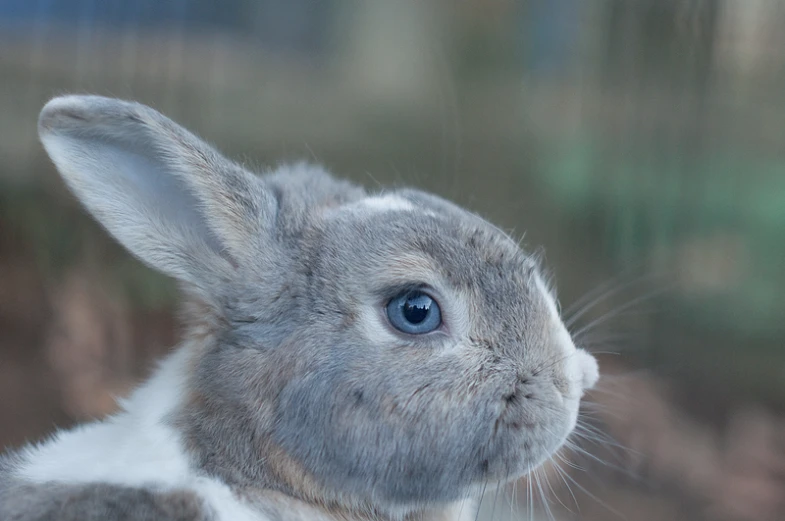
[386,290,442,334]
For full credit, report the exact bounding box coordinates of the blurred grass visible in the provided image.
[543,139,785,335]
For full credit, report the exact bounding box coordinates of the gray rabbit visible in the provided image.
[0,96,599,521]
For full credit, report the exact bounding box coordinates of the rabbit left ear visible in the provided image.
[39,95,278,289]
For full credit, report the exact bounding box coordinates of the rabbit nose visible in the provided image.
[575,348,599,391]
[550,321,598,395]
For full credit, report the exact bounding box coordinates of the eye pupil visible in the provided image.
[386,290,442,335]
[402,295,430,324]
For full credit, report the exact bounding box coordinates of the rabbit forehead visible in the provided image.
[324,191,531,273]
[320,199,540,308]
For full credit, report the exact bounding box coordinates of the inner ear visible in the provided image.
[104,143,227,258]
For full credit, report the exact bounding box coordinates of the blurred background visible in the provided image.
[1,1,784,520]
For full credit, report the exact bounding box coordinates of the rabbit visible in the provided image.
[0,95,599,521]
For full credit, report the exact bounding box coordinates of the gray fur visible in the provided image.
[7,95,598,519]
[1,483,210,520]
[1,449,210,520]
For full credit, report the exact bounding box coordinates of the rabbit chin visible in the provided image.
[486,415,578,492]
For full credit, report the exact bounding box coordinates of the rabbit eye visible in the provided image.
[386,290,442,334]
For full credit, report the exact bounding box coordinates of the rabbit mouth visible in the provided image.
[483,387,577,484]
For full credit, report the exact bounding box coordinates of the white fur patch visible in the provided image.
[16,345,262,521]
[335,194,440,220]
[359,195,414,212]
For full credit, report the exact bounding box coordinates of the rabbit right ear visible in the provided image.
[38,95,277,289]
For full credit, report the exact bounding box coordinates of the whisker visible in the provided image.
[570,286,670,340]
[562,270,644,319]
[579,405,624,423]
[552,459,580,513]
[489,475,503,521]
[573,421,642,457]
[532,351,578,378]
[456,490,471,521]
[574,409,606,422]
[580,400,615,411]
[556,451,586,472]
[564,439,641,480]
[556,466,628,520]
[581,385,641,409]
[576,331,633,352]
[508,477,516,521]
[589,369,653,384]
[564,272,659,328]
[581,349,625,356]
[543,460,573,515]
[534,468,556,521]
[570,431,640,466]
[473,480,488,521]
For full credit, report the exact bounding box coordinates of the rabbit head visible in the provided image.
[38,96,598,514]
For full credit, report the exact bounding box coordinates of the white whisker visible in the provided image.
[534,468,556,521]
[474,480,488,521]
[552,459,580,513]
[556,466,628,520]
[571,286,669,340]
[565,272,658,328]
[542,459,572,514]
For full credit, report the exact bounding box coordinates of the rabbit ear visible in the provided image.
[38,95,276,288]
